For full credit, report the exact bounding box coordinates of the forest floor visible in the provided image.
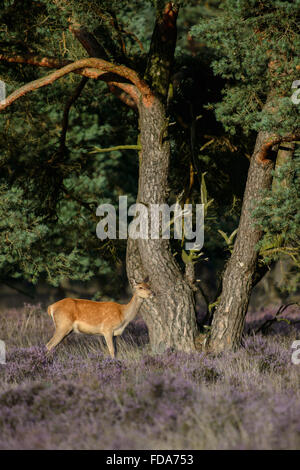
[0,303,299,450]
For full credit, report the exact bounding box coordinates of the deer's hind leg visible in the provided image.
[46,310,73,353]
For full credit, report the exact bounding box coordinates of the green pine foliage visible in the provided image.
[0,0,143,287]
[191,0,300,291]
[190,0,299,136]
[253,147,300,292]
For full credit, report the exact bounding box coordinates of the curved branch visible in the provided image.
[0,54,139,108]
[0,57,154,111]
[256,133,300,165]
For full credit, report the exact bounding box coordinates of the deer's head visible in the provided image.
[132,277,154,298]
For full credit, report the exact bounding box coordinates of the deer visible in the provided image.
[45,279,153,358]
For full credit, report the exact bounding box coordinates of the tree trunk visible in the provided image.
[125,1,197,353]
[126,97,197,353]
[207,130,275,353]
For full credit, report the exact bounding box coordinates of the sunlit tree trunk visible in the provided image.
[208,130,275,352]
[127,95,197,353]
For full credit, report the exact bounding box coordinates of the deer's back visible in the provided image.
[49,298,124,328]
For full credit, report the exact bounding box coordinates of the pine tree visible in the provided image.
[191,0,300,351]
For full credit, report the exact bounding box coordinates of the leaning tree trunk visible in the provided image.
[127,97,197,353]
[207,130,275,353]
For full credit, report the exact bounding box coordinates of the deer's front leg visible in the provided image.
[104,331,115,358]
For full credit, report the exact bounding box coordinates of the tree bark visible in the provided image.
[126,97,197,353]
[125,2,197,353]
[144,2,179,103]
[207,130,275,352]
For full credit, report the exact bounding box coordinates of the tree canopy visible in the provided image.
[0,0,299,306]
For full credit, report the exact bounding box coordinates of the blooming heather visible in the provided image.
[0,303,299,449]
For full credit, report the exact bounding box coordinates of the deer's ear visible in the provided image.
[143,276,149,283]
[132,279,138,288]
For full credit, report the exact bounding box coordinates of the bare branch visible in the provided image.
[0,53,107,79]
[89,144,141,154]
[0,54,140,107]
[255,303,300,334]
[0,57,154,111]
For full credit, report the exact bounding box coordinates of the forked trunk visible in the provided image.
[207,131,275,352]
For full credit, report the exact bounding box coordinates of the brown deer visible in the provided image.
[46,280,153,358]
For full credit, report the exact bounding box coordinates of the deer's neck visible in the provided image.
[123,293,143,322]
